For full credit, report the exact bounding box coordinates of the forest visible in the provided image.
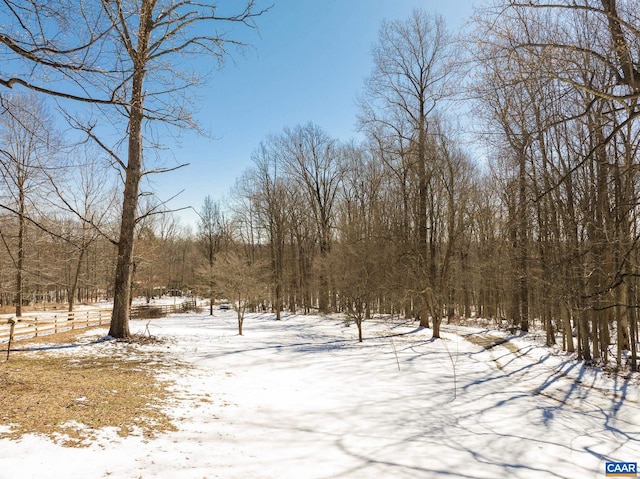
[0,0,639,372]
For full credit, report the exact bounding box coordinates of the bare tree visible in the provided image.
[0,1,269,338]
[0,93,60,316]
[285,181,316,314]
[212,250,267,335]
[101,1,268,338]
[332,143,389,341]
[199,196,225,315]
[359,9,461,337]
[47,149,116,311]
[471,0,640,368]
[278,123,343,313]
[248,140,291,320]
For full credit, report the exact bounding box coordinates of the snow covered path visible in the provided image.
[1,312,638,478]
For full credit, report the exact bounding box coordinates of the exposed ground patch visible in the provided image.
[462,332,519,352]
[1,329,180,447]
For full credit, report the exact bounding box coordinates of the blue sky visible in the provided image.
[152,0,480,230]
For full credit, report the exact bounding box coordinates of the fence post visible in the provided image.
[6,318,16,361]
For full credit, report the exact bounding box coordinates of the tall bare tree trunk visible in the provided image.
[517,151,529,332]
[109,131,142,338]
[629,283,638,371]
[109,6,151,339]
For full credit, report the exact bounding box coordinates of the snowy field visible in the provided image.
[1,311,638,478]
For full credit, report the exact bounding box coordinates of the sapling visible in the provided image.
[440,333,460,401]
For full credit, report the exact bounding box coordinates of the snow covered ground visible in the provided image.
[1,311,638,478]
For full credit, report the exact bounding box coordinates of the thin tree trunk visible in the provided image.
[237,294,243,335]
[68,247,86,312]
[15,180,25,317]
[563,310,575,353]
[518,152,529,332]
[210,280,214,315]
[579,305,591,361]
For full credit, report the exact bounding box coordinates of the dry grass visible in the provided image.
[1,328,179,447]
[9,323,107,346]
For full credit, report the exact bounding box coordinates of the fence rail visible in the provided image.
[130,300,198,319]
[0,309,112,343]
[0,300,198,344]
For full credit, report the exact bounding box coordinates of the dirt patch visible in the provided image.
[461,333,524,372]
[0,330,180,447]
[463,333,517,351]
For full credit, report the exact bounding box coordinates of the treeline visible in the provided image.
[1,2,639,371]
[0,93,201,313]
[221,4,640,371]
[471,0,640,369]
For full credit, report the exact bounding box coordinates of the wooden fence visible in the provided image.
[130,300,198,319]
[0,300,198,344]
[0,309,112,343]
